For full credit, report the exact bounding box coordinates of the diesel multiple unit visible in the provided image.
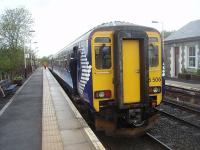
[49,22,164,135]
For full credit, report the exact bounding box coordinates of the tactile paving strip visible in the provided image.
[42,70,64,150]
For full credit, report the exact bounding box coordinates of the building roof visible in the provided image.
[165,20,200,41]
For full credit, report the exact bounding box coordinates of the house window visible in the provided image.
[188,47,196,68]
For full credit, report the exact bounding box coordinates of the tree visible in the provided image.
[39,56,49,66]
[0,7,34,79]
[161,30,176,39]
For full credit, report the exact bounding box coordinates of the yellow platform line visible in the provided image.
[42,69,64,150]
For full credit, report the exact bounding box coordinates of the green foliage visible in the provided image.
[161,30,176,39]
[182,67,188,73]
[197,69,200,75]
[0,7,33,49]
[14,75,23,81]
[39,56,49,66]
[0,7,33,79]
[0,46,24,74]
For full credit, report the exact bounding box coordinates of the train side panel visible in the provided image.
[77,40,93,106]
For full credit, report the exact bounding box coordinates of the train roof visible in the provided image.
[93,21,158,32]
[53,21,159,58]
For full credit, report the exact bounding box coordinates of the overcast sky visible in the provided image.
[0,0,200,57]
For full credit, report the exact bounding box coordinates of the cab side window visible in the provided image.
[149,44,158,67]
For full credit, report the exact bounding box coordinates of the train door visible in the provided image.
[114,30,149,110]
[122,40,140,103]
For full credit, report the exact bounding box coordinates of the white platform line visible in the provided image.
[0,71,33,117]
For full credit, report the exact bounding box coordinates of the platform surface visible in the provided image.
[166,79,200,91]
[0,68,43,150]
[0,68,104,150]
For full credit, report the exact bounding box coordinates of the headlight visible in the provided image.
[149,86,161,94]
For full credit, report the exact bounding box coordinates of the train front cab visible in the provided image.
[91,29,162,134]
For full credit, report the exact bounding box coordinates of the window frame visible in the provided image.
[94,45,112,70]
[188,46,196,68]
[94,37,111,43]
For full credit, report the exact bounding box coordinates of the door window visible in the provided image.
[95,45,111,69]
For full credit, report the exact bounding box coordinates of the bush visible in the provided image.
[197,69,200,75]
[14,76,23,81]
[182,67,187,73]
[178,73,191,80]
[13,75,23,86]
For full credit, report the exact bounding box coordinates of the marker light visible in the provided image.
[94,90,111,99]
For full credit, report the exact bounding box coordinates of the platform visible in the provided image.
[165,79,200,92]
[0,68,104,150]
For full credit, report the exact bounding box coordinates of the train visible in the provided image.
[49,21,164,136]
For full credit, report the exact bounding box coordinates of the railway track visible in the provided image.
[163,98,200,114]
[146,132,172,150]
[53,73,172,149]
[157,99,200,129]
[96,131,172,150]
[158,109,200,129]
[53,72,200,149]
[165,87,200,107]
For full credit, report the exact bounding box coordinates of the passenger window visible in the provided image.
[95,45,111,69]
[149,44,158,67]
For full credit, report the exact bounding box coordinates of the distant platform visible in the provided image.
[166,79,200,92]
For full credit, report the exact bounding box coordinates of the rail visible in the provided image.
[146,132,172,150]
[157,108,200,129]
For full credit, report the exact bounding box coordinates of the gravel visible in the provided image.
[158,102,200,128]
[149,114,200,150]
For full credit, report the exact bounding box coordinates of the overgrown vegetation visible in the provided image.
[196,69,200,75]
[0,7,34,80]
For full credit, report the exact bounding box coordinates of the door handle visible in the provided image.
[136,70,140,73]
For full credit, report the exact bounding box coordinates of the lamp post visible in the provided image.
[24,42,27,78]
[32,46,39,71]
[24,30,36,78]
[29,30,36,73]
[0,35,3,82]
[30,41,38,72]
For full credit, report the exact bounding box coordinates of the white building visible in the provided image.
[164,20,200,78]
